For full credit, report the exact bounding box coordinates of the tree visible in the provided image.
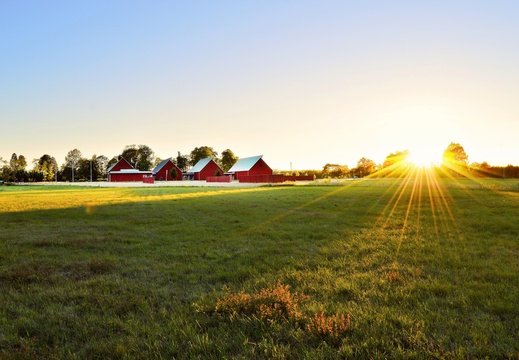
[107,157,118,171]
[356,157,376,177]
[442,142,468,165]
[378,150,411,178]
[27,170,44,182]
[76,158,90,181]
[174,152,189,172]
[153,158,163,168]
[62,149,82,182]
[10,153,18,170]
[476,161,490,170]
[0,157,13,182]
[220,149,238,172]
[121,146,139,167]
[170,167,178,180]
[442,142,468,177]
[17,155,27,171]
[121,145,155,171]
[383,150,409,169]
[64,149,82,168]
[1,165,15,182]
[33,154,58,181]
[96,155,109,179]
[74,155,101,181]
[135,145,154,171]
[322,163,349,178]
[9,153,28,180]
[189,146,217,167]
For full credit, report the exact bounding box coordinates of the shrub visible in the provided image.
[170,168,178,180]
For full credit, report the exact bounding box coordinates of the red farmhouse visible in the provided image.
[226,155,273,181]
[184,157,224,181]
[108,157,153,182]
[152,158,182,181]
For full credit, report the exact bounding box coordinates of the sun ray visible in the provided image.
[425,167,440,237]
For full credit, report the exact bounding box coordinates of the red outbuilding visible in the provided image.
[184,157,224,181]
[107,156,133,173]
[107,156,153,182]
[108,169,153,182]
[152,158,182,181]
[226,155,273,181]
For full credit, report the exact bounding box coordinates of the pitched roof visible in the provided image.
[227,155,262,173]
[186,157,213,174]
[107,156,133,173]
[152,157,173,175]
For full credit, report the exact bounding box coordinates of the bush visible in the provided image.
[170,168,178,180]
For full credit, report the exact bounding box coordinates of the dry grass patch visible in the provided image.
[200,281,352,345]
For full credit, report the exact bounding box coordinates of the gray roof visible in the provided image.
[227,155,262,173]
[152,157,173,175]
[186,157,213,174]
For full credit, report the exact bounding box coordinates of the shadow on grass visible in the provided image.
[0,182,518,358]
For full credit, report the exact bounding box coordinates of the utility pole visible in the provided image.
[90,160,92,182]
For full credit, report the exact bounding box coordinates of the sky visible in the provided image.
[1,1,518,170]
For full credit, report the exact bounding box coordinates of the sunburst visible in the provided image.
[407,147,440,168]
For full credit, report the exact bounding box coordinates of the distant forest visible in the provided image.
[1,142,518,183]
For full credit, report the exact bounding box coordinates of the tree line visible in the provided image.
[306,142,519,179]
[1,142,518,183]
[0,145,238,183]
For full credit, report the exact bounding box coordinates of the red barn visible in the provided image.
[226,155,273,181]
[184,158,224,181]
[107,156,153,182]
[108,156,133,173]
[152,158,182,181]
[108,169,153,182]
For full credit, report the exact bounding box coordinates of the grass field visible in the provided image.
[1,178,518,359]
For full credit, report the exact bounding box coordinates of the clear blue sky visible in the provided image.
[1,1,518,169]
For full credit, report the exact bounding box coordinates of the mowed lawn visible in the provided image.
[0,179,518,359]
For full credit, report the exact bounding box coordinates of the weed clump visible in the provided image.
[388,271,402,282]
[204,281,352,344]
[215,281,308,322]
[307,311,351,342]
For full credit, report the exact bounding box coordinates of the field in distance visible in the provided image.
[0,179,518,358]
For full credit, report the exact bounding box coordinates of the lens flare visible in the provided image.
[408,148,440,168]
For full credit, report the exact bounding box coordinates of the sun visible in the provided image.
[407,147,440,168]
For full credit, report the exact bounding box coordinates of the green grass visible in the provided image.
[0,179,518,359]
